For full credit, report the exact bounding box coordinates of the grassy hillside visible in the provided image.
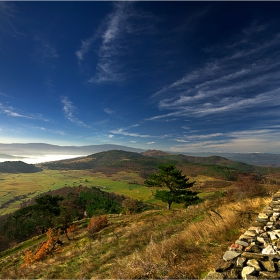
[0,195,271,279]
[41,150,162,177]
[1,149,280,278]
[143,151,267,173]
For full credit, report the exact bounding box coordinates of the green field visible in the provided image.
[0,168,236,215]
[0,170,165,214]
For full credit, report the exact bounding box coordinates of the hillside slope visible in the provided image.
[41,149,272,180]
[0,196,270,279]
[0,161,42,173]
[143,151,259,173]
[41,150,165,177]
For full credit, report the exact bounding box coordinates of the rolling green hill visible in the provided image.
[142,150,277,175]
[41,149,269,181]
[0,161,42,173]
[41,150,165,178]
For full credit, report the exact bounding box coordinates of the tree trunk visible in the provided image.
[167,202,172,210]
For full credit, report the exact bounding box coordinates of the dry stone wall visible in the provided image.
[205,190,280,279]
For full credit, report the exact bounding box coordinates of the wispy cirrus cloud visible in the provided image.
[0,103,27,118]
[33,35,59,67]
[110,128,152,138]
[104,108,115,115]
[90,2,133,83]
[0,102,48,121]
[24,125,66,136]
[0,2,19,37]
[109,123,172,140]
[76,33,99,62]
[76,2,156,84]
[149,23,280,122]
[170,128,280,153]
[0,92,10,98]
[242,20,268,35]
[61,96,90,128]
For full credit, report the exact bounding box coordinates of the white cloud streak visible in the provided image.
[110,128,152,138]
[76,2,132,83]
[77,2,156,84]
[76,34,98,62]
[104,108,115,115]
[0,92,9,98]
[61,96,90,128]
[90,2,133,83]
[243,21,268,35]
[0,2,19,37]
[33,35,59,66]
[0,102,48,121]
[149,26,280,122]
[170,129,280,154]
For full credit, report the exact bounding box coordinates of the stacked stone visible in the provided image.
[205,191,280,279]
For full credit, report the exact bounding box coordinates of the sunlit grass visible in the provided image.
[0,195,270,279]
[1,169,189,215]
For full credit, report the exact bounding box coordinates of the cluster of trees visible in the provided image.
[3,194,64,242]
[0,187,148,252]
[76,189,122,217]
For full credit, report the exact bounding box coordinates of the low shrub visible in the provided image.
[87,215,108,237]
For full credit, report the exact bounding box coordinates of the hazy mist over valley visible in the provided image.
[0,143,279,166]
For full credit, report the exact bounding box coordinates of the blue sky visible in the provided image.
[1,1,280,153]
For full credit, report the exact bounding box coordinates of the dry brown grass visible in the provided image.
[109,196,270,279]
[0,195,270,279]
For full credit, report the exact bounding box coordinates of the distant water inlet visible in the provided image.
[0,154,86,164]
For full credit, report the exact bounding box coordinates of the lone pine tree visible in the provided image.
[145,164,200,209]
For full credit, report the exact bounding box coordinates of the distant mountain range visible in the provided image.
[0,154,24,159]
[0,143,279,167]
[0,143,144,156]
[184,152,280,167]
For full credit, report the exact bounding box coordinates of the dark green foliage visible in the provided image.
[34,194,64,216]
[0,187,137,252]
[76,187,123,217]
[145,164,200,209]
[201,164,238,181]
[0,161,42,173]
[3,194,65,243]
